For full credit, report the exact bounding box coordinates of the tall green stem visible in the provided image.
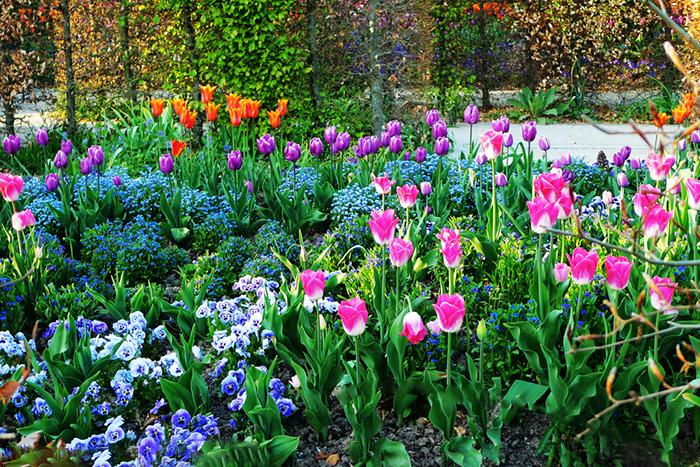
[446,332,452,388]
[491,159,497,241]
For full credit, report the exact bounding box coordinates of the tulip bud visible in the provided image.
[45,173,59,192]
[36,128,49,147]
[35,246,43,259]
[464,104,479,125]
[88,145,104,166]
[476,319,487,341]
[54,150,68,169]
[324,126,337,145]
[318,314,327,331]
[227,150,243,171]
[426,109,440,126]
[389,135,403,154]
[691,130,700,144]
[432,120,448,139]
[284,141,302,163]
[475,153,487,165]
[246,180,254,193]
[80,157,93,175]
[521,121,537,142]
[434,136,450,156]
[538,136,551,152]
[420,181,432,196]
[503,132,514,148]
[629,158,641,170]
[309,137,323,157]
[61,139,73,156]
[290,375,301,389]
[494,172,508,187]
[553,262,569,283]
[159,154,173,175]
[602,191,613,205]
[113,176,122,187]
[415,146,427,163]
[678,138,687,152]
[616,172,629,188]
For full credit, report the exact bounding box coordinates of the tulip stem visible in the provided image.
[446,332,452,388]
[381,247,387,340]
[355,337,361,385]
[315,301,321,351]
[536,234,545,320]
[574,287,584,332]
[396,267,401,322]
[491,159,497,241]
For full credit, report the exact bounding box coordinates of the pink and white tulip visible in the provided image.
[338,297,369,336]
[397,184,419,208]
[567,247,599,285]
[605,256,632,290]
[369,209,399,245]
[400,311,428,344]
[389,238,414,267]
[433,294,465,333]
[300,269,325,301]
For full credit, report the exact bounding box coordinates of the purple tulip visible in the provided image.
[612,146,631,167]
[309,137,323,157]
[284,141,302,163]
[88,145,104,166]
[426,109,440,127]
[475,153,488,165]
[386,120,402,137]
[616,172,629,188]
[492,115,510,133]
[257,134,276,156]
[227,150,243,171]
[521,121,537,142]
[335,132,350,152]
[60,139,73,156]
[159,154,173,175]
[380,131,390,148]
[494,172,508,187]
[36,128,49,147]
[432,120,448,139]
[113,176,122,187]
[403,151,412,161]
[324,126,337,145]
[357,136,373,157]
[691,130,700,144]
[562,169,574,183]
[464,104,479,125]
[538,136,551,152]
[389,135,403,154]
[45,173,59,192]
[415,146,427,163]
[245,180,253,193]
[420,181,432,195]
[54,150,68,169]
[369,135,380,153]
[434,136,450,156]
[678,139,687,151]
[629,158,641,170]
[3,135,21,155]
[80,157,93,175]
[503,132,514,148]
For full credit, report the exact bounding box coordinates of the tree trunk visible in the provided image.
[119,0,137,104]
[61,0,76,136]
[183,0,203,144]
[477,0,491,109]
[306,0,321,118]
[368,0,385,134]
[3,97,15,136]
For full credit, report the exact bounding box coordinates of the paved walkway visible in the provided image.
[451,122,658,163]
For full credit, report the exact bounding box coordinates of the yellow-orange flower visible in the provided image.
[171,140,186,158]
[672,93,695,124]
[172,98,186,117]
[267,109,282,129]
[277,98,288,117]
[653,111,670,128]
[226,93,241,111]
[228,107,242,127]
[150,98,165,117]
[205,102,220,122]
[200,85,217,104]
[180,107,197,130]
[242,99,262,119]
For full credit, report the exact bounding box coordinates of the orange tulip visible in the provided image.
[653,111,670,128]
[172,98,186,117]
[242,99,261,119]
[150,98,166,117]
[205,102,220,122]
[228,107,242,127]
[200,84,217,104]
[277,98,288,117]
[267,109,282,129]
[171,140,186,158]
[673,93,695,124]
[251,100,262,118]
[226,93,241,110]
[180,107,197,130]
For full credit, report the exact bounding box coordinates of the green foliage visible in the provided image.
[507,87,570,121]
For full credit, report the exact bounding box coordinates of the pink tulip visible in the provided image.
[400,311,428,344]
[643,205,673,238]
[633,184,662,217]
[440,240,462,269]
[567,247,599,285]
[397,184,419,208]
[435,227,460,247]
[667,176,681,195]
[0,174,24,202]
[338,297,368,336]
[11,209,36,231]
[646,152,675,181]
[533,172,573,219]
[433,294,465,333]
[527,198,560,234]
[480,129,503,160]
[686,178,700,210]
[602,191,613,206]
[369,209,399,245]
[300,270,325,301]
[389,238,414,267]
[475,153,488,165]
[553,263,569,283]
[426,319,442,335]
[605,256,632,290]
[371,174,395,195]
[649,276,677,313]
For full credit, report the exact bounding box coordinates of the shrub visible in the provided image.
[193,212,238,255]
[252,221,299,261]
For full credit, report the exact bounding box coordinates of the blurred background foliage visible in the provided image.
[0,0,695,135]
